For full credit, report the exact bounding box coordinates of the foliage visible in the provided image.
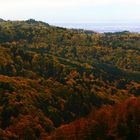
[0,19,140,139]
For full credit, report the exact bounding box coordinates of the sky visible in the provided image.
[0,0,140,24]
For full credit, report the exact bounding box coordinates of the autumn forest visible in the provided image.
[0,19,140,140]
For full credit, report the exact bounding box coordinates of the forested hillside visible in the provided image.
[0,19,140,139]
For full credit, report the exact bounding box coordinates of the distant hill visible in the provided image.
[0,18,5,22]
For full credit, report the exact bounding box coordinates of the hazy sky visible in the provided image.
[0,0,140,23]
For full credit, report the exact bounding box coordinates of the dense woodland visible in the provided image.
[0,19,140,140]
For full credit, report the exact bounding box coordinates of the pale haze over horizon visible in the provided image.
[0,0,140,24]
